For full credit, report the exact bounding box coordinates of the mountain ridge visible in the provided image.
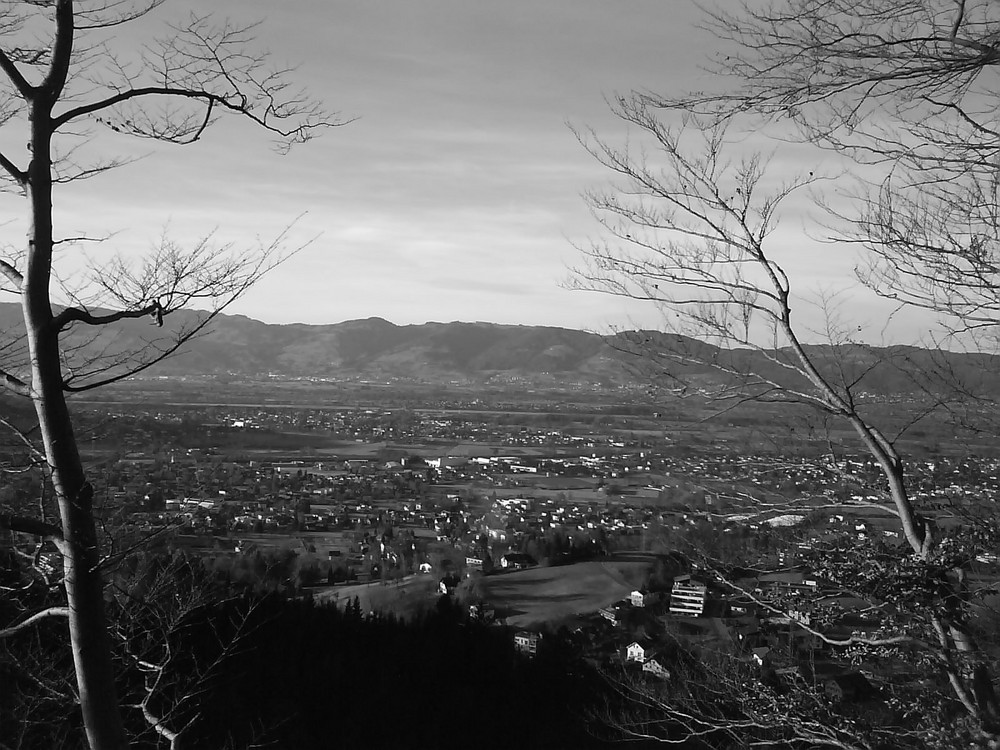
[0,302,994,393]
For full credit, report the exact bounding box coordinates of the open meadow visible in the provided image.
[314,575,441,620]
[480,558,653,629]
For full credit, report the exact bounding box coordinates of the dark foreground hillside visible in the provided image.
[185,597,609,750]
[1,558,624,750]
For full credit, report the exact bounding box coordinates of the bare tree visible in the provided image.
[108,552,274,750]
[0,3,339,749]
[679,0,1000,336]
[570,4,1000,743]
[594,656,894,750]
[573,95,1000,743]
[655,0,1000,442]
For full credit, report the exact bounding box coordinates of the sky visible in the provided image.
[0,0,942,341]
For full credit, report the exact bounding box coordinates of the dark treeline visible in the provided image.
[181,597,605,749]
[2,548,634,750]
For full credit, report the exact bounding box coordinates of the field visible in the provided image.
[479,558,653,629]
[310,557,656,629]
[314,575,441,620]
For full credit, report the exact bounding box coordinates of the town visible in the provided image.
[6,387,994,730]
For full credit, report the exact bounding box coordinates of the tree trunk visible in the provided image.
[848,417,1000,728]
[23,93,128,750]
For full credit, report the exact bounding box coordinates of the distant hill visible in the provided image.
[0,303,627,385]
[0,302,995,394]
[182,315,627,383]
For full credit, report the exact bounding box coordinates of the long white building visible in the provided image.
[670,579,707,617]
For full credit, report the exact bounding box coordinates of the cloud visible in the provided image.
[1,0,928,344]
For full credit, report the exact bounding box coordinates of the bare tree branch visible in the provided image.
[0,257,23,285]
[0,367,30,396]
[0,512,62,539]
[0,47,34,98]
[0,607,70,639]
[0,149,26,185]
[52,299,161,331]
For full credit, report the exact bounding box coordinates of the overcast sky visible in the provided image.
[0,0,940,340]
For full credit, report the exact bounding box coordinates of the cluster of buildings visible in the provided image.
[98,402,653,450]
[513,567,886,707]
[101,440,1000,592]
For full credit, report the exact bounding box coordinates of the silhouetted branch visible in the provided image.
[0,607,70,639]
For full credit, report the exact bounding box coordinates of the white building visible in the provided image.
[514,631,540,656]
[630,589,661,608]
[626,640,655,663]
[669,578,707,617]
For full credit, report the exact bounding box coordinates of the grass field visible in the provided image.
[313,575,440,620]
[480,558,653,629]
[309,557,656,629]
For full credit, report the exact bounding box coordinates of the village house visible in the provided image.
[630,589,661,608]
[599,602,628,625]
[500,552,536,570]
[642,657,670,680]
[514,631,540,656]
[626,639,657,663]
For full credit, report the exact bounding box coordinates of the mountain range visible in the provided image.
[0,302,995,394]
[0,303,626,384]
[168,313,628,383]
